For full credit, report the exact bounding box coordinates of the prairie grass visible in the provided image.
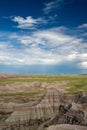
[0,75,87,94]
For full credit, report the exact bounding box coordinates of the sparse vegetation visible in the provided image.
[0,90,45,98]
[0,74,87,94]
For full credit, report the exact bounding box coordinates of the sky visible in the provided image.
[0,0,87,74]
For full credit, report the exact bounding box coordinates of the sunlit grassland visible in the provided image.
[0,90,45,98]
[0,75,87,94]
[0,85,45,103]
[66,76,87,93]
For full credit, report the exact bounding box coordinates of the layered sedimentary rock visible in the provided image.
[0,89,87,130]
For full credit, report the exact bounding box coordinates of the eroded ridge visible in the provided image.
[0,88,87,130]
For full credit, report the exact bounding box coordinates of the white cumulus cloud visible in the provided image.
[12,16,47,29]
[78,23,87,29]
[8,27,87,70]
[79,62,87,69]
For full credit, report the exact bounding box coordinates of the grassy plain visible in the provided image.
[0,74,87,94]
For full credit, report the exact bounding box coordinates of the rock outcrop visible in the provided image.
[47,124,87,130]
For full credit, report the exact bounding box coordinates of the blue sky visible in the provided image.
[0,0,87,74]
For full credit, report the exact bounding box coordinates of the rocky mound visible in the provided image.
[47,124,87,130]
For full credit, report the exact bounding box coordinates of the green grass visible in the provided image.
[0,75,87,94]
[0,90,45,103]
[0,75,77,85]
[66,76,87,94]
[0,90,45,98]
[0,75,80,85]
